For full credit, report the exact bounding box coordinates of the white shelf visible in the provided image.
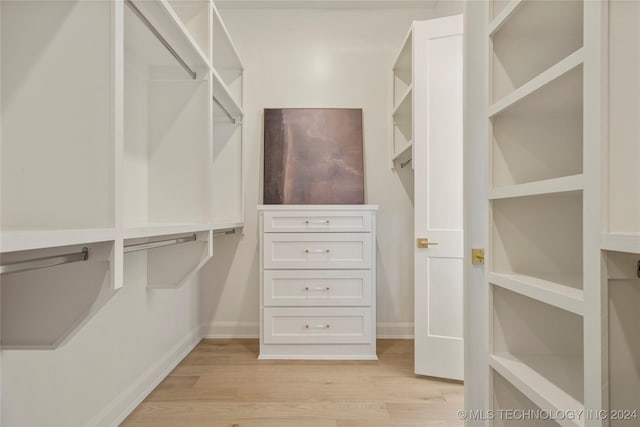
[212,68,243,120]
[123,224,212,240]
[211,221,244,231]
[0,229,117,254]
[488,0,523,36]
[490,353,584,427]
[489,48,584,118]
[489,174,584,200]
[601,233,640,254]
[392,26,412,72]
[489,272,584,316]
[392,86,412,118]
[212,2,243,71]
[129,0,210,72]
[392,140,412,164]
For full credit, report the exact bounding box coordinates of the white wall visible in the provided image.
[1,253,202,427]
[200,3,463,339]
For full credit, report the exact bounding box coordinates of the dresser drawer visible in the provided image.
[263,307,373,344]
[263,211,372,233]
[263,270,372,307]
[263,233,372,269]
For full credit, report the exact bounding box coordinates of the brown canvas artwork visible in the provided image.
[263,108,365,205]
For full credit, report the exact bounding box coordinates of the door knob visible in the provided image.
[417,238,438,248]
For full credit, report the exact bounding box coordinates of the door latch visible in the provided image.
[472,249,485,265]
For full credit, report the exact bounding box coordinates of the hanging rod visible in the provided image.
[124,234,196,253]
[212,228,236,236]
[400,158,412,168]
[0,248,89,275]
[125,0,197,80]
[212,96,237,124]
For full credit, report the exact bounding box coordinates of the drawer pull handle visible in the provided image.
[305,324,330,329]
[305,287,331,291]
[304,220,331,224]
[305,249,330,254]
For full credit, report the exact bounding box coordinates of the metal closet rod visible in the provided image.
[213,228,236,236]
[0,248,89,275]
[212,96,237,124]
[125,0,197,80]
[124,234,197,253]
[400,158,412,168]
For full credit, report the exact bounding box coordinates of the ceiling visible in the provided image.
[216,0,439,9]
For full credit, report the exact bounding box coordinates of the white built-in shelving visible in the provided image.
[484,2,640,425]
[486,0,604,424]
[0,0,244,349]
[391,27,413,168]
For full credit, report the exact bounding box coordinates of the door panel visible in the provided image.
[414,15,464,381]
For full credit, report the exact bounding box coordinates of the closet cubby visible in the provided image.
[492,192,583,292]
[490,64,583,189]
[124,3,211,232]
[168,0,212,63]
[1,0,114,233]
[212,3,244,110]
[607,251,640,426]
[492,287,584,415]
[1,241,117,349]
[492,372,562,427]
[124,230,212,289]
[489,0,583,103]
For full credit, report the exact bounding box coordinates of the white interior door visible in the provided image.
[414,15,464,381]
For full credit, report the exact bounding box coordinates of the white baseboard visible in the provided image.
[376,322,414,339]
[201,321,260,338]
[200,321,415,340]
[88,326,202,427]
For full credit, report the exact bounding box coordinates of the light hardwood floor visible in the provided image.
[121,339,464,427]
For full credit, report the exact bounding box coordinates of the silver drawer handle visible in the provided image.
[305,324,330,329]
[305,287,330,291]
[305,249,330,254]
[304,220,330,224]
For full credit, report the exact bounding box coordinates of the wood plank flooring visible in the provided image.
[121,339,464,427]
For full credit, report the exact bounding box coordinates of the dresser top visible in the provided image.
[258,205,378,211]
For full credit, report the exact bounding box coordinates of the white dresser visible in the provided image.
[258,205,378,360]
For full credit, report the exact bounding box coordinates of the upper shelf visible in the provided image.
[489,1,583,104]
[489,272,584,316]
[393,86,412,118]
[489,48,584,118]
[489,175,584,200]
[212,2,243,72]
[125,0,210,77]
[1,229,116,254]
[212,68,243,122]
[488,0,523,36]
[393,27,412,74]
[124,223,212,240]
[601,233,640,254]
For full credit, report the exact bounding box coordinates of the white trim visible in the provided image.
[201,321,260,338]
[377,322,414,339]
[87,327,202,427]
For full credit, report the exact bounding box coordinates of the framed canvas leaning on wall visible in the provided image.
[263,108,364,205]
